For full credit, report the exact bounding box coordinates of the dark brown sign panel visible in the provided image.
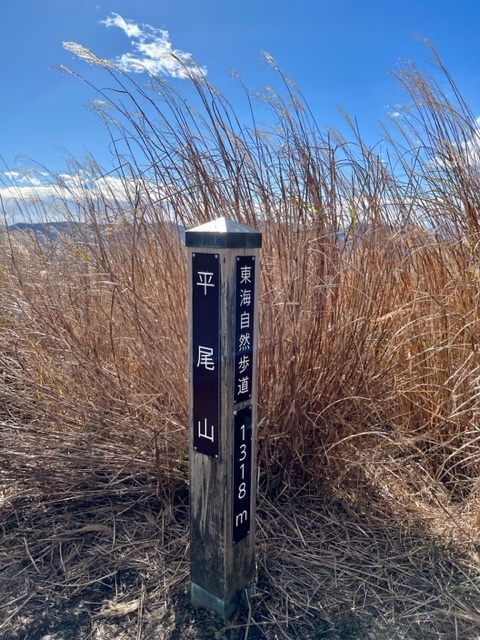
[234,256,255,404]
[192,253,220,458]
[233,405,252,544]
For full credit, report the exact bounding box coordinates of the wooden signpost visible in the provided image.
[185,217,262,619]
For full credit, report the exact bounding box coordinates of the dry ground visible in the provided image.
[3,455,480,640]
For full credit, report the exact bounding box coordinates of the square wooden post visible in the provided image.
[185,217,262,619]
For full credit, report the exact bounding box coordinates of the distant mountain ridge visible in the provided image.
[2,220,186,243]
[3,221,85,242]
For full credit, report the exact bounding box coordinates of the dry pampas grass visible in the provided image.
[2,41,480,638]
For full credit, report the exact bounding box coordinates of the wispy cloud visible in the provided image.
[100,13,207,79]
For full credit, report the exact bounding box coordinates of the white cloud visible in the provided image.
[102,13,142,39]
[4,171,22,181]
[0,183,56,203]
[1,172,121,207]
[100,13,207,79]
[426,120,480,171]
[0,170,174,223]
[461,124,480,168]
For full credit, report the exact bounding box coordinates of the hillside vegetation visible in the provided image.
[2,43,480,638]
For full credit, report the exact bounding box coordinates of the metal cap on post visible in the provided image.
[185,217,262,618]
[185,216,262,248]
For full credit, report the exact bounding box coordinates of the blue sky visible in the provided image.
[1,0,480,175]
